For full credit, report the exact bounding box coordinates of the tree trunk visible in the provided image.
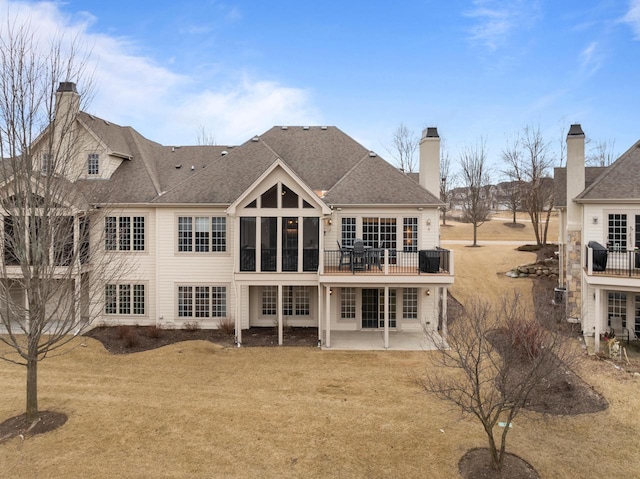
[26,353,38,423]
[473,223,478,246]
[486,429,503,470]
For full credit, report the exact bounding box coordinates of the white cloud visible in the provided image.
[0,0,318,145]
[464,0,539,50]
[622,0,640,39]
[158,77,320,145]
[579,41,603,77]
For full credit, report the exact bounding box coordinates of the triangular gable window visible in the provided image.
[281,184,298,208]
[303,199,313,209]
[246,199,257,208]
[261,185,278,208]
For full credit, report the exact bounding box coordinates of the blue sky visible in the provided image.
[3,0,640,177]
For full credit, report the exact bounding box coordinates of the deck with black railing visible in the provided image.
[586,246,640,278]
[322,248,452,276]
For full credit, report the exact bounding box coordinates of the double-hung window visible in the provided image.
[178,285,227,318]
[105,216,145,251]
[178,216,226,252]
[105,284,145,315]
[341,288,356,319]
[403,288,418,319]
[403,218,418,252]
[88,153,99,175]
[341,218,356,247]
[608,214,627,251]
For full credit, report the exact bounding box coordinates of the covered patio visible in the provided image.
[321,330,446,351]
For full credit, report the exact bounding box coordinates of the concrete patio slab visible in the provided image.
[322,330,444,351]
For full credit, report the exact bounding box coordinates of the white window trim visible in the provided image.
[104,214,147,253]
[175,215,227,254]
[104,282,147,317]
[176,283,228,319]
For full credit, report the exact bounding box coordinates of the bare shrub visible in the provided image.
[183,321,201,332]
[122,328,140,349]
[508,319,547,359]
[116,325,133,340]
[146,325,163,339]
[218,317,235,336]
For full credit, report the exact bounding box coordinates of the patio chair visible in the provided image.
[609,316,632,344]
[337,240,351,270]
[352,239,367,271]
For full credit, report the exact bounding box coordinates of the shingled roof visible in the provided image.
[554,166,607,208]
[575,140,640,202]
[76,120,442,207]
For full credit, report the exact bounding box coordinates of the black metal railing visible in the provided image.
[323,248,451,275]
[586,245,640,277]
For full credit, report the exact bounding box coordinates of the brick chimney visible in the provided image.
[419,127,440,196]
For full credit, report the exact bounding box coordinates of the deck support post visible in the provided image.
[384,286,389,349]
[278,284,283,346]
[325,286,331,348]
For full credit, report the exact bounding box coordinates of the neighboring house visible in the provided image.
[555,124,639,351]
[7,83,454,349]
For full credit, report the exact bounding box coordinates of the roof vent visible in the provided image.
[321,126,328,130]
[103,120,110,126]
[369,151,377,157]
[175,164,182,169]
[251,136,259,142]
[303,126,310,130]
[281,126,288,130]
[221,150,228,156]
[191,165,195,171]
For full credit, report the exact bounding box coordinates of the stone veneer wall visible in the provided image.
[565,228,582,321]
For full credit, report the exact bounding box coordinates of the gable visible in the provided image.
[229,159,330,215]
[576,140,640,203]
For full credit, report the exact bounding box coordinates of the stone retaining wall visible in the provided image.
[506,258,559,279]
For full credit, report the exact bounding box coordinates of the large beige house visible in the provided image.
[8,82,454,348]
[556,124,640,351]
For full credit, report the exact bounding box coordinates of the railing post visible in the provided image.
[587,247,593,275]
[384,249,389,275]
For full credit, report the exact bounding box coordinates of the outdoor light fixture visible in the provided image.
[426,219,432,226]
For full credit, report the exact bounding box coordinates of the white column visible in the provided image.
[384,286,389,349]
[235,284,242,345]
[317,285,322,345]
[441,287,448,340]
[594,288,601,353]
[325,286,331,348]
[278,284,283,346]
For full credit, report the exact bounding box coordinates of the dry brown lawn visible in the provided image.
[1,212,639,478]
[440,212,550,307]
[441,211,558,242]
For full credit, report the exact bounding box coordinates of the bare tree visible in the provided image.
[388,122,418,173]
[459,140,492,246]
[419,293,575,472]
[196,124,216,146]
[586,138,616,167]
[500,179,522,224]
[439,145,456,225]
[502,126,554,246]
[0,20,122,425]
